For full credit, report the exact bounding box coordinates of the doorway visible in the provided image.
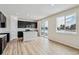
[41,20,48,38]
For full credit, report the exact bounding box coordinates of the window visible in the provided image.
[56,16,65,31]
[65,14,76,32]
[56,13,76,34]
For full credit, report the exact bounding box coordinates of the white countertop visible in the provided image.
[18,28,37,31]
[0,34,7,38]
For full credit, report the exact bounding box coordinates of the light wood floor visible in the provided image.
[2,37,79,55]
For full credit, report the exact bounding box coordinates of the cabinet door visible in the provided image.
[0,12,6,28]
[0,22,1,28]
[0,38,2,54]
[0,14,1,27]
[1,15,6,28]
[1,14,5,23]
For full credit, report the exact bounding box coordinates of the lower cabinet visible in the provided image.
[0,35,7,55]
[0,33,10,43]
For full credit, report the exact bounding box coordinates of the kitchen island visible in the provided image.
[23,30,38,41]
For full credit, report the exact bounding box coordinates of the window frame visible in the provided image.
[56,13,77,34]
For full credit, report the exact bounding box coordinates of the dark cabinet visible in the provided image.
[0,12,6,28]
[18,21,37,28]
[0,33,10,43]
[0,35,7,54]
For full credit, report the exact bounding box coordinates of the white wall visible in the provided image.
[48,6,79,49]
[37,21,41,36]
[0,15,18,40]
[38,6,79,49]
[10,16,18,40]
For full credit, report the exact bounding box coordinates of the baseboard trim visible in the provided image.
[48,39,79,51]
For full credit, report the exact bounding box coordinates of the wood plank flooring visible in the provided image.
[2,37,79,55]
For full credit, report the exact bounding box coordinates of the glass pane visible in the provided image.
[44,21,48,36]
[41,20,48,36]
[65,14,76,32]
[56,16,65,31]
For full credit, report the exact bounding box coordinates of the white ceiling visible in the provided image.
[0,4,78,20]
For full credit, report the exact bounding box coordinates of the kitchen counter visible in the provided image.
[23,31,37,41]
[0,34,7,38]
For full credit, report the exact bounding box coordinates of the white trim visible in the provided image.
[56,13,77,34]
[56,30,77,34]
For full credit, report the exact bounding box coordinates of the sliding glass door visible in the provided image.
[41,20,48,37]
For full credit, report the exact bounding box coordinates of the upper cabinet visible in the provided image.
[0,12,6,28]
[18,21,37,28]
